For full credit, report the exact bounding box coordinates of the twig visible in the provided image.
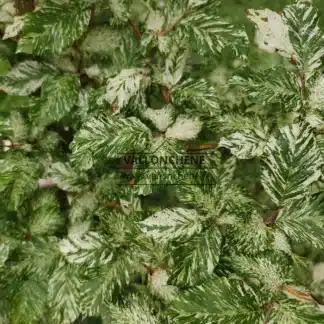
[283,285,314,303]
[185,143,218,152]
[128,20,142,39]
[158,14,185,36]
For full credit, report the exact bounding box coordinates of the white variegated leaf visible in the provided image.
[219,130,268,159]
[139,208,202,243]
[33,74,80,128]
[159,44,188,88]
[0,61,55,95]
[71,116,152,169]
[168,276,264,323]
[19,0,91,55]
[59,231,113,267]
[276,196,324,248]
[171,227,222,286]
[48,259,81,324]
[142,105,175,132]
[103,68,151,109]
[283,3,324,80]
[165,115,202,140]
[3,15,24,40]
[261,123,323,206]
[247,8,294,57]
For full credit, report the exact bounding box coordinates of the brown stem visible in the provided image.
[300,71,306,102]
[185,143,218,152]
[159,85,172,103]
[263,208,281,227]
[14,0,34,14]
[158,14,185,36]
[283,285,314,303]
[104,200,122,210]
[128,20,142,39]
[263,301,278,324]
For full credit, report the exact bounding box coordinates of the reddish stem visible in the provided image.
[128,20,142,39]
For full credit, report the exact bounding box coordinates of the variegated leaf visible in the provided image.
[0,60,55,95]
[59,231,113,267]
[276,196,324,249]
[261,123,323,206]
[103,68,151,110]
[139,208,202,243]
[33,74,80,128]
[284,2,324,80]
[19,0,91,55]
[168,276,264,323]
[219,122,269,159]
[229,67,301,110]
[70,116,152,170]
[48,259,81,324]
[170,227,222,286]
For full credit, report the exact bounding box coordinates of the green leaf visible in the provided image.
[48,259,81,324]
[170,226,222,287]
[0,57,10,76]
[276,196,324,249]
[139,208,202,243]
[11,279,47,324]
[70,115,152,169]
[20,0,91,55]
[0,60,55,95]
[32,74,80,128]
[168,276,264,323]
[261,123,323,206]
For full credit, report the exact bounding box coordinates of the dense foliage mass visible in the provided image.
[3,0,324,323]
